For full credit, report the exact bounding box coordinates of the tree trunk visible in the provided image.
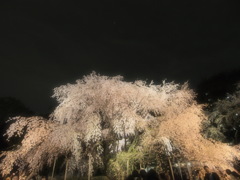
[127,159,129,175]
[178,162,183,180]
[168,156,175,180]
[88,155,92,180]
[187,164,192,180]
[121,171,124,180]
[26,171,36,180]
[235,129,239,144]
[140,160,142,169]
[51,157,57,180]
[123,126,127,151]
[64,159,69,180]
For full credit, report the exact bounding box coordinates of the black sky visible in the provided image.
[0,0,240,114]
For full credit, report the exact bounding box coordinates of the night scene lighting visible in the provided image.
[0,1,240,180]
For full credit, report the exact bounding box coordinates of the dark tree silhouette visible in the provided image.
[202,83,240,144]
[197,68,240,104]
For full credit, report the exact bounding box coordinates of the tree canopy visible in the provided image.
[0,73,239,178]
[203,83,240,144]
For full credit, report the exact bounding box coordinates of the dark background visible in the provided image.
[0,0,240,114]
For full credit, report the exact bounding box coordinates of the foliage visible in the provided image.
[50,73,196,170]
[203,83,240,144]
[107,140,144,179]
[1,73,240,178]
[0,97,34,151]
[0,116,85,177]
[149,104,240,171]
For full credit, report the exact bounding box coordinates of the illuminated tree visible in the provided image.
[1,73,195,178]
[1,73,239,179]
[0,116,85,179]
[141,104,240,171]
[50,72,198,175]
[0,97,33,151]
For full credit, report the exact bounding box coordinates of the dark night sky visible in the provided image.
[0,0,240,114]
